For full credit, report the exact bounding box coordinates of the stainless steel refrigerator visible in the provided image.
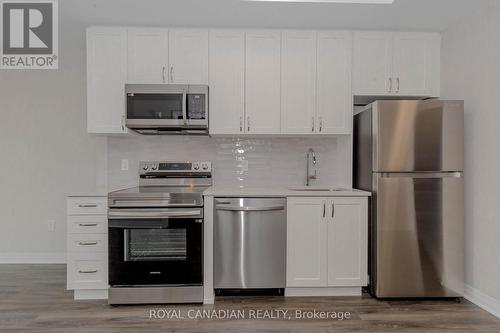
[354,100,464,298]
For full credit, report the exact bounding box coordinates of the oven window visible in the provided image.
[125,229,187,261]
[127,94,183,120]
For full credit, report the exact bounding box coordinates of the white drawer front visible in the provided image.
[67,234,108,253]
[67,253,108,290]
[67,197,107,216]
[68,216,108,234]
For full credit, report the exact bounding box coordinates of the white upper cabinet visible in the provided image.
[87,27,128,134]
[287,198,328,287]
[316,31,353,135]
[169,29,209,84]
[281,31,317,135]
[86,26,441,135]
[209,30,246,135]
[327,198,368,287]
[353,31,440,97]
[392,32,440,96]
[245,30,282,134]
[353,32,393,95]
[127,28,169,84]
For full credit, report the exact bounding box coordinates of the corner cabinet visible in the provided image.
[86,27,128,134]
[353,32,440,97]
[286,197,368,289]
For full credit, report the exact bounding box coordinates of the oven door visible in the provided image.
[108,208,203,287]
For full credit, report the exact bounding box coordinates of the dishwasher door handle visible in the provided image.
[215,205,285,212]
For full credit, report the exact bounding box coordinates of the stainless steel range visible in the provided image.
[107,161,212,305]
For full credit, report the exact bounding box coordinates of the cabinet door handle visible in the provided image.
[319,117,323,132]
[79,223,98,227]
[239,117,243,132]
[78,241,98,246]
[247,116,250,132]
[323,202,326,218]
[397,77,400,92]
[312,117,315,132]
[388,78,393,92]
[78,204,98,208]
[331,202,335,218]
[121,115,125,131]
[170,66,174,83]
[162,66,166,83]
[79,270,98,274]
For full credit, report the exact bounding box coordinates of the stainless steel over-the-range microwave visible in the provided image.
[125,84,209,135]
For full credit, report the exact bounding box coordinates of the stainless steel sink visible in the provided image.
[288,187,348,192]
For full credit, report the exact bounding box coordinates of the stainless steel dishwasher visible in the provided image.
[214,198,286,290]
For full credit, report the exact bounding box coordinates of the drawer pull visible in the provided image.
[78,269,98,274]
[78,204,98,208]
[78,241,98,246]
[78,223,98,227]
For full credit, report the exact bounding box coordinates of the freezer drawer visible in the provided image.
[373,100,464,172]
[214,198,286,289]
[373,172,464,297]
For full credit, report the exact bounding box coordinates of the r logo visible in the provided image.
[2,1,53,54]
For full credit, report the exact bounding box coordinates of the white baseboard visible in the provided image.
[0,252,66,264]
[465,284,500,319]
[285,287,362,297]
[74,289,108,300]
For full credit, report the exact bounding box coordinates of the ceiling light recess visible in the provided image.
[245,0,395,3]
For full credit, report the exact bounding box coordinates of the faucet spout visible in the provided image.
[306,148,317,186]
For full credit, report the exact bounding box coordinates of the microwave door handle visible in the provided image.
[182,90,187,125]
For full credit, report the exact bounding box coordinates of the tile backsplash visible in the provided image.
[107,136,341,191]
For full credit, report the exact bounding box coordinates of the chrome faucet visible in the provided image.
[306,148,317,186]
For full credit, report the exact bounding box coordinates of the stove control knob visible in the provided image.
[193,164,200,170]
[142,165,149,171]
[151,164,158,171]
[202,163,208,171]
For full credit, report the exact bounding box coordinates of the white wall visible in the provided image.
[441,6,500,314]
[0,17,106,262]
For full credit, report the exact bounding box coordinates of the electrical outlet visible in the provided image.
[121,159,129,171]
[47,220,56,232]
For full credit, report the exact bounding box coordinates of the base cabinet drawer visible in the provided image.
[67,253,108,290]
[67,197,107,215]
[68,216,108,234]
[67,234,108,253]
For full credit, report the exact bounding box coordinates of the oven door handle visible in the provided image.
[108,209,202,220]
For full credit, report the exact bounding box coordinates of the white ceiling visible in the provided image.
[63,0,498,32]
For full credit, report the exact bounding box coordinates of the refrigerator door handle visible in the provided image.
[379,172,463,179]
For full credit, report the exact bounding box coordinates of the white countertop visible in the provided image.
[203,186,371,197]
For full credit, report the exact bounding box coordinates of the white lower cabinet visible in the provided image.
[286,198,328,287]
[66,196,108,300]
[286,197,368,290]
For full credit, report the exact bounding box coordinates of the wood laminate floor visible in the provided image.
[1,265,500,333]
